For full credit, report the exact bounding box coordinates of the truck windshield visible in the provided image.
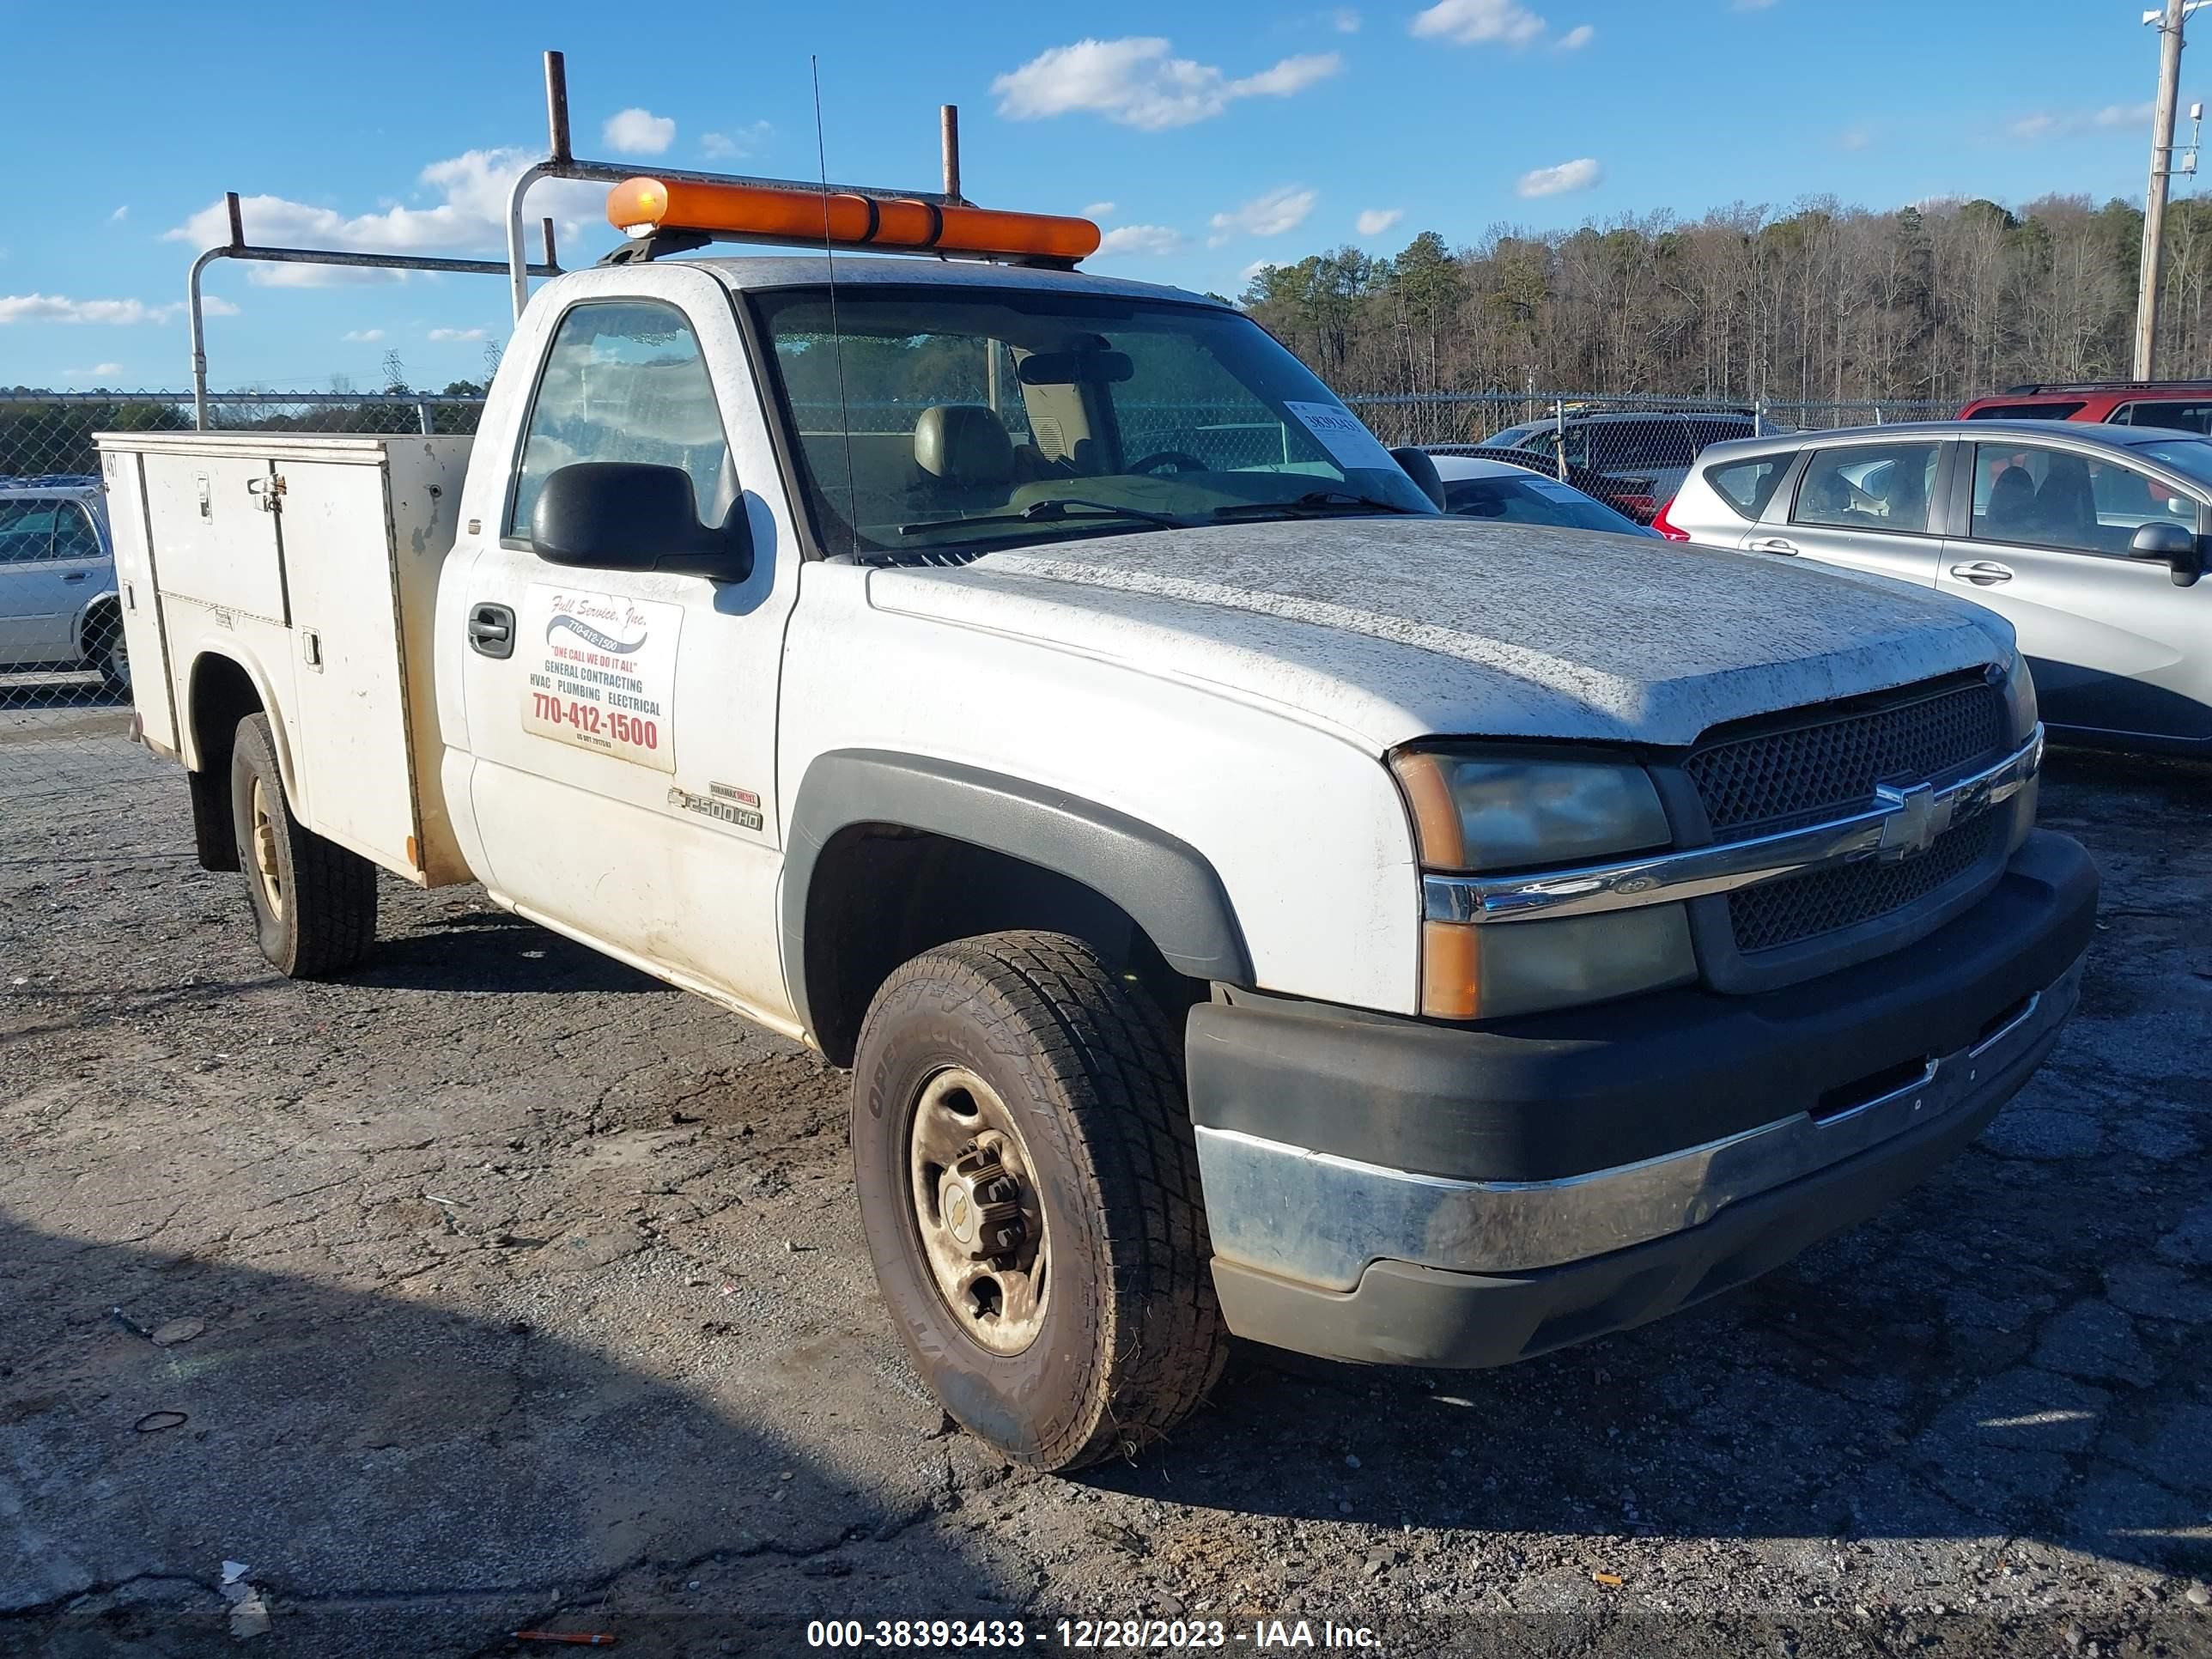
[748,285,1437,556]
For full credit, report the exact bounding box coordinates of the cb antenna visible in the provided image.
[811,55,860,558]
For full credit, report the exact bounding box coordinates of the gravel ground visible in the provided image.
[1,717,2209,1658]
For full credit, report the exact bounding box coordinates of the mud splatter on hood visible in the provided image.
[866,517,2014,750]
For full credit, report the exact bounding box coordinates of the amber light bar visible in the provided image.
[608,177,1102,264]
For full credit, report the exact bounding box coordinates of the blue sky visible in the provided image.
[1,0,2197,392]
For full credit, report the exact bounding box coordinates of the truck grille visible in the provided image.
[1727,812,1999,954]
[1685,675,2009,956]
[1686,678,2006,835]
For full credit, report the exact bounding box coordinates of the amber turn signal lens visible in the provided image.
[1390,750,1468,871]
[607,177,1102,262]
[1420,921,1481,1021]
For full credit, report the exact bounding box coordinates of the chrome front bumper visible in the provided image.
[1194,950,2083,1291]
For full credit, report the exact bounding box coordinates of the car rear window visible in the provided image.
[1441,474,1650,535]
[1705,454,1794,520]
[1964,402,2086,421]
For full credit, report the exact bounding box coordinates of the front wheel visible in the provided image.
[851,932,1226,1471]
[228,713,377,978]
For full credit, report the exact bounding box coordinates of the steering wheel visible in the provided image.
[1128,450,1208,476]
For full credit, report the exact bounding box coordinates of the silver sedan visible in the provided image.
[1660,420,2212,755]
[0,478,126,693]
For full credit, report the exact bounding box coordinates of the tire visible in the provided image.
[228,713,377,979]
[851,931,1226,1472]
[84,605,128,696]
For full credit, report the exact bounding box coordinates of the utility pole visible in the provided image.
[2136,0,2193,380]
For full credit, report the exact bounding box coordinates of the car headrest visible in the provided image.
[915,404,1015,489]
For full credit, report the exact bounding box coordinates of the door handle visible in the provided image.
[468,602,516,659]
[62,571,88,582]
[1749,537,1797,555]
[1948,561,2014,586]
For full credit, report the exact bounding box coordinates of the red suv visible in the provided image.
[1958,380,2212,433]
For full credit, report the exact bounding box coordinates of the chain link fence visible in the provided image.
[1343,392,1954,524]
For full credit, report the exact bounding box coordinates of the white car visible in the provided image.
[0,476,128,692]
[1425,451,1659,536]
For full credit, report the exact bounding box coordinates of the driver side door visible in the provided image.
[453,270,804,1026]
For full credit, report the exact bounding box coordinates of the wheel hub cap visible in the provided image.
[250,779,283,920]
[907,1067,1049,1355]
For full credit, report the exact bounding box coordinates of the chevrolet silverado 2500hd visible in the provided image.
[99,211,2096,1472]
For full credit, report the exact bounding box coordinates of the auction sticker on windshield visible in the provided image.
[520,584,681,772]
[1284,400,1395,473]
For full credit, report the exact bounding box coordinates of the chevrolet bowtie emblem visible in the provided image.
[1874,781,1953,860]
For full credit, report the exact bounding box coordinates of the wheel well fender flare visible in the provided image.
[781,749,1251,1038]
[182,647,300,806]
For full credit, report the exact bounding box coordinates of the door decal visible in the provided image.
[520,583,682,773]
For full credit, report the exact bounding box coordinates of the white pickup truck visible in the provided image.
[99,242,2096,1471]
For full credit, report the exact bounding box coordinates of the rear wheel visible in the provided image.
[85,605,128,696]
[851,931,1225,1471]
[228,713,376,978]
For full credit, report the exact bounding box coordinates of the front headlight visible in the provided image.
[1389,747,1671,872]
[1391,745,1693,1020]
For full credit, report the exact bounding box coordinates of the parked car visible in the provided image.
[0,475,127,692]
[1661,420,2212,753]
[1960,380,2212,434]
[1422,448,1658,535]
[1479,409,1765,522]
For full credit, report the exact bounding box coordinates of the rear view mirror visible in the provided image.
[2129,519,2204,587]
[531,462,753,581]
[1017,350,1134,386]
[1389,446,1447,511]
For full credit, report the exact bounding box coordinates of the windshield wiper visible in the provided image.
[1210,490,1422,521]
[899,498,1189,538]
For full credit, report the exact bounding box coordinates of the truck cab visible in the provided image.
[100,190,2097,1474]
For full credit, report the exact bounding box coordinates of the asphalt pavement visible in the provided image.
[1,720,2208,1657]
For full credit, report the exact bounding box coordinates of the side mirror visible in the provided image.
[2130,519,2204,587]
[1389,446,1447,512]
[530,462,753,581]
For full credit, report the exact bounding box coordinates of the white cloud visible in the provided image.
[343,328,385,343]
[1839,125,1873,151]
[2009,102,2153,141]
[0,294,182,325]
[109,205,129,223]
[1355,207,1404,237]
[165,149,605,287]
[993,37,1341,131]
[1411,0,1547,46]
[701,120,772,161]
[603,107,677,155]
[1516,156,1601,198]
[1209,185,1318,245]
[204,296,240,317]
[65,363,125,380]
[1083,201,1117,219]
[1330,8,1362,30]
[428,326,488,342]
[1556,23,1595,48]
[1095,224,1189,258]
[1241,258,1278,285]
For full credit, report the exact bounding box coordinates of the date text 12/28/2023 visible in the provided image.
[803,1619,1383,1650]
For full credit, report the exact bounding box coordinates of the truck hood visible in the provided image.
[866,518,2014,750]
